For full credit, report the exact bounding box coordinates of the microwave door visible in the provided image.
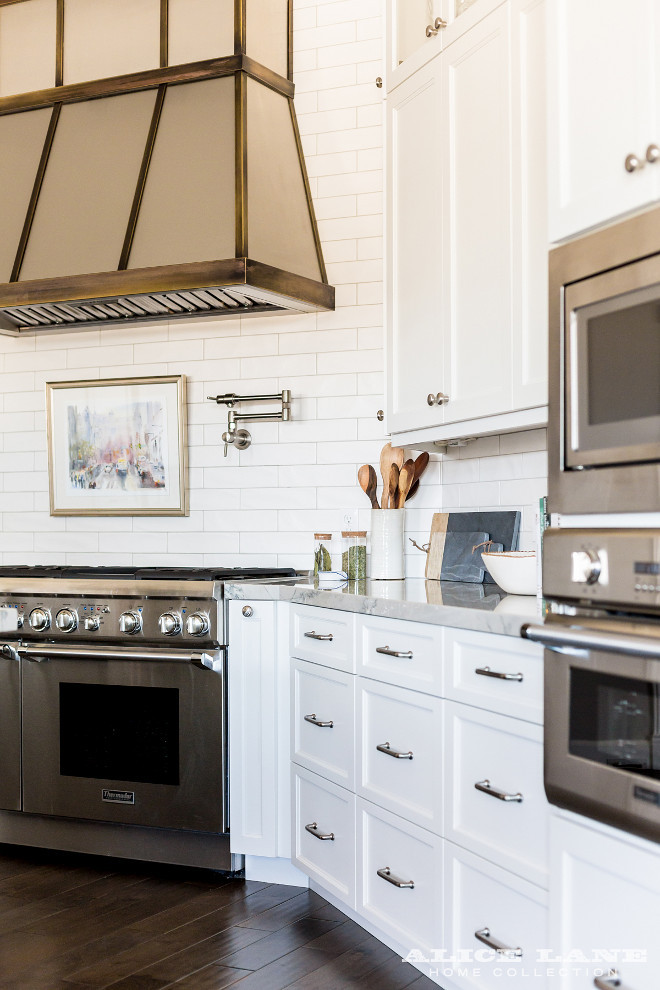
[564,261,660,469]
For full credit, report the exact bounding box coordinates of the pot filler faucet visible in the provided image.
[207,389,292,455]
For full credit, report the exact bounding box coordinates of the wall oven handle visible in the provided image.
[13,644,219,669]
[594,971,634,990]
[522,622,660,659]
[474,927,522,959]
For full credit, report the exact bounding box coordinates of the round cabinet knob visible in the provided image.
[427,394,437,406]
[159,612,182,636]
[625,153,643,173]
[571,549,602,585]
[84,616,100,632]
[436,392,449,405]
[29,607,51,631]
[119,611,142,634]
[186,612,210,637]
[242,605,254,618]
[56,608,78,633]
[647,144,660,164]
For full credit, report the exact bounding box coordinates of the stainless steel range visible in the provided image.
[0,564,294,870]
[524,529,660,843]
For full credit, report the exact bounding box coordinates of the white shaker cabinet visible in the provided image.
[385,0,548,444]
[547,0,660,243]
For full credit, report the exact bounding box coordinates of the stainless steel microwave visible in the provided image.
[549,205,660,514]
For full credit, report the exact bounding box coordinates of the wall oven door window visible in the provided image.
[564,253,660,469]
[21,650,225,833]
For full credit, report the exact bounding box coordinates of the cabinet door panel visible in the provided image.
[442,6,513,423]
[511,0,548,410]
[291,659,355,790]
[549,814,660,990]
[548,0,658,242]
[386,59,445,434]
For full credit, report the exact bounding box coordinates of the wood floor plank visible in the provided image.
[303,919,373,955]
[218,918,340,972]
[212,947,335,990]
[350,955,432,989]
[236,890,335,933]
[286,938,398,989]
[161,964,249,989]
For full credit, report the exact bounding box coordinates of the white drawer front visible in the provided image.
[443,840,548,990]
[357,797,443,957]
[444,701,548,888]
[290,604,356,672]
[292,765,356,908]
[445,627,543,724]
[358,615,443,695]
[291,658,355,789]
[358,678,443,833]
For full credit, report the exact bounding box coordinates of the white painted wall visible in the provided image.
[0,0,547,575]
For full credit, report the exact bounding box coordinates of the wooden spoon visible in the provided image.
[396,459,415,508]
[358,464,379,509]
[405,479,420,502]
[412,451,430,485]
[388,463,400,510]
[380,442,405,508]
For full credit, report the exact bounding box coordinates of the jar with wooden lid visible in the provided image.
[342,531,367,581]
[313,533,332,575]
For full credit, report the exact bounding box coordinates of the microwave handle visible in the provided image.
[522,623,660,659]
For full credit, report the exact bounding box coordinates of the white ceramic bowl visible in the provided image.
[481,550,537,596]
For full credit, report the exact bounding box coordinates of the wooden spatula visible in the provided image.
[380,442,405,508]
[396,459,415,508]
[358,464,379,509]
[412,451,430,485]
[388,463,400,510]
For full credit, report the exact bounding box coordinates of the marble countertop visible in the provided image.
[225,575,545,638]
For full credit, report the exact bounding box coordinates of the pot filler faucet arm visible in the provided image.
[206,389,292,456]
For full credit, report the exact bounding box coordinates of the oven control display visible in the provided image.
[635,562,660,575]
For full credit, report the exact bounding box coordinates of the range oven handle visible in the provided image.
[522,623,660,659]
[13,643,220,670]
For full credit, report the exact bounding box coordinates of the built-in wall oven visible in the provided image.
[549,202,660,514]
[525,529,660,842]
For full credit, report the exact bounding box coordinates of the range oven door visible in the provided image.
[526,622,660,842]
[0,644,21,811]
[19,644,226,833]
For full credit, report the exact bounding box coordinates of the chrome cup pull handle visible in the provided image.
[475,928,522,959]
[304,631,333,641]
[304,713,334,728]
[376,645,414,659]
[475,779,523,802]
[594,972,634,990]
[377,742,413,760]
[377,866,414,889]
[305,822,334,841]
[475,666,523,682]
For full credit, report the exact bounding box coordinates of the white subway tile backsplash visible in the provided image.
[0,0,547,572]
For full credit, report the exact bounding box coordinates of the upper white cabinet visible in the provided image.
[385,0,548,441]
[547,0,660,243]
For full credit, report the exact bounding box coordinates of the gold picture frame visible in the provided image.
[46,374,187,516]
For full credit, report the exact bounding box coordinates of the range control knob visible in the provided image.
[186,612,210,637]
[84,616,100,632]
[571,549,602,585]
[159,612,182,636]
[56,608,78,633]
[29,607,51,631]
[119,611,142,634]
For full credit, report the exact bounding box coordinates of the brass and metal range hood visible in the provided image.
[0,0,334,334]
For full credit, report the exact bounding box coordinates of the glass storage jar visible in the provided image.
[341,531,367,581]
[313,533,332,575]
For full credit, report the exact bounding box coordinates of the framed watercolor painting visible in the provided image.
[46,375,187,516]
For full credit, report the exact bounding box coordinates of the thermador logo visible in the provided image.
[102,789,135,804]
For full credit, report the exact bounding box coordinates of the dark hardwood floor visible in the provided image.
[0,845,436,989]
